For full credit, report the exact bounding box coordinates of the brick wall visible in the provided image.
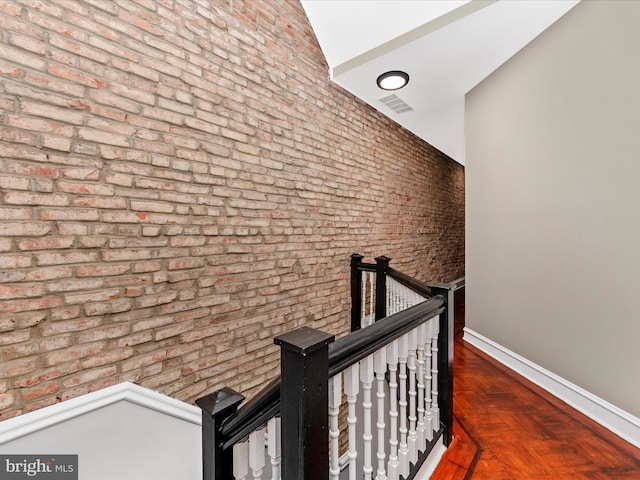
[0,0,464,419]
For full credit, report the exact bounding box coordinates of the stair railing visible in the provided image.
[351,253,438,330]
[197,254,455,480]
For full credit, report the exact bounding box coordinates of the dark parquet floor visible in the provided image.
[430,290,640,479]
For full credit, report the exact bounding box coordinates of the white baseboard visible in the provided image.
[415,438,446,480]
[463,328,640,449]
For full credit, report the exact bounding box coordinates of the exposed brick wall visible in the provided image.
[0,0,464,419]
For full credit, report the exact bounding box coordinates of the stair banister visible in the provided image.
[197,254,456,480]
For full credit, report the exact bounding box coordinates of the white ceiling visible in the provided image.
[301,0,580,165]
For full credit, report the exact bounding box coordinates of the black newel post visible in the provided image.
[374,256,390,321]
[350,253,364,332]
[274,327,335,480]
[196,387,245,480]
[429,282,454,446]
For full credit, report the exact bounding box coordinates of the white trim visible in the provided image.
[0,382,201,444]
[338,451,350,471]
[463,328,640,449]
[338,439,447,477]
[414,438,446,480]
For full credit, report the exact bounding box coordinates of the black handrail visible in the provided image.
[219,377,280,449]
[329,295,444,376]
[213,295,445,452]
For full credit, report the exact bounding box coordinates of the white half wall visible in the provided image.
[0,382,201,480]
[465,0,640,420]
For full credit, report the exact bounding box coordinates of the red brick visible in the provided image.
[63,288,119,305]
[81,347,134,369]
[61,167,101,180]
[40,318,100,337]
[1,43,46,69]
[0,175,30,190]
[0,392,15,411]
[0,131,36,152]
[0,207,30,220]
[83,298,132,316]
[47,278,103,293]
[17,237,74,251]
[0,297,61,314]
[25,266,72,281]
[3,192,68,206]
[13,364,79,389]
[42,135,72,151]
[75,197,126,209]
[121,350,167,372]
[76,264,130,277]
[44,342,106,367]
[7,160,59,179]
[57,377,116,403]
[50,306,81,321]
[19,380,60,401]
[130,200,175,213]
[49,34,110,63]
[0,283,43,299]
[62,366,118,388]
[0,358,38,377]
[0,330,30,346]
[20,101,85,125]
[36,251,99,266]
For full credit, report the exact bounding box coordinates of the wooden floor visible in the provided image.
[431,292,640,479]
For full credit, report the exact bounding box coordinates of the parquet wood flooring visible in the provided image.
[430,336,640,479]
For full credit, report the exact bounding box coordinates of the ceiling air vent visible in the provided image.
[379,94,413,114]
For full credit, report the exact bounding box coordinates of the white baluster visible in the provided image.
[369,271,375,325]
[386,340,400,480]
[407,329,418,463]
[389,279,396,314]
[414,290,422,306]
[249,430,265,480]
[384,279,426,316]
[360,354,374,480]
[233,441,249,480]
[416,324,426,450]
[361,271,367,325]
[424,318,434,440]
[329,374,342,480]
[374,348,387,480]
[268,417,281,480]
[431,318,440,427]
[397,334,409,477]
[386,281,392,315]
[345,364,360,480]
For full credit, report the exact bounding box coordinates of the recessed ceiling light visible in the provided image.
[376,71,409,90]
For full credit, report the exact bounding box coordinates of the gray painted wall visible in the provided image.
[0,383,201,479]
[465,0,640,418]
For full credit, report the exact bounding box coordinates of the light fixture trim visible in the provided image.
[376,70,409,90]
